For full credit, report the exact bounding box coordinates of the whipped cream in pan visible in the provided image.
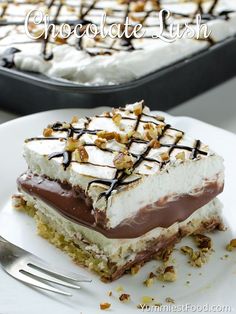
[22,102,224,229]
[0,0,236,85]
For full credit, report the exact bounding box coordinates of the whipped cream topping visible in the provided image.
[23,102,224,228]
[0,0,236,85]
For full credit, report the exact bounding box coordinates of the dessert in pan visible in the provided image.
[0,0,236,85]
[13,101,224,281]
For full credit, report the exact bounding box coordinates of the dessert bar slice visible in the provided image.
[13,101,224,281]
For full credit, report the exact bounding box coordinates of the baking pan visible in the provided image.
[0,35,236,115]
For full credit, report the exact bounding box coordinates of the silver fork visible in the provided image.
[0,236,92,296]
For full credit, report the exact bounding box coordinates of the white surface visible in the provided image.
[0,108,236,314]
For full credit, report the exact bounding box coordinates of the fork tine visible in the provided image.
[7,269,72,296]
[27,257,92,282]
[24,264,81,289]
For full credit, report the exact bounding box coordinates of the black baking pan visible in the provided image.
[0,35,236,115]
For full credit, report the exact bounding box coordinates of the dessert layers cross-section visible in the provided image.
[13,101,224,281]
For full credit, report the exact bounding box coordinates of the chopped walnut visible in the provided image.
[160,152,169,162]
[181,246,193,256]
[113,152,133,170]
[131,264,141,275]
[181,245,209,267]
[158,266,177,282]
[193,234,212,251]
[65,138,79,152]
[74,145,89,163]
[43,128,53,137]
[55,35,67,45]
[143,272,156,287]
[165,297,175,304]
[97,130,116,140]
[100,302,111,310]
[112,113,122,126]
[191,251,207,267]
[115,133,130,144]
[133,102,143,116]
[131,0,145,12]
[71,116,78,124]
[226,239,236,251]
[133,131,142,139]
[95,138,107,149]
[144,123,158,141]
[155,246,173,262]
[119,293,131,303]
[150,139,161,149]
[175,151,185,161]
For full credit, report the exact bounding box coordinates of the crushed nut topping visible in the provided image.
[100,302,111,310]
[43,128,53,137]
[97,130,116,140]
[144,123,158,141]
[65,138,79,152]
[133,102,143,116]
[157,266,177,282]
[74,145,89,163]
[226,239,236,251]
[71,115,78,124]
[143,272,156,287]
[155,246,173,262]
[119,293,131,303]
[160,152,169,162]
[131,264,141,275]
[112,113,122,126]
[131,0,145,12]
[193,234,212,251]
[113,152,133,170]
[95,138,107,149]
[149,139,161,149]
[180,241,211,267]
[175,151,185,161]
[165,297,175,304]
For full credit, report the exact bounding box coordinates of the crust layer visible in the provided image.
[13,193,223,282]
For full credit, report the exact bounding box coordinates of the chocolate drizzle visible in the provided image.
[25,103,208,202]
[0,47,21,68]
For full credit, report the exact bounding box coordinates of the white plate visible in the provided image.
[0,108,236,314]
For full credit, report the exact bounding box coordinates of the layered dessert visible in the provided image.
[0,0,236,85]
[13,101,224,281]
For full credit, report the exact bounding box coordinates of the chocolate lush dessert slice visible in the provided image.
[13,101,224,281]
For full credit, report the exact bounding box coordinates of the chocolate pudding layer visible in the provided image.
[18,171,223,239]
